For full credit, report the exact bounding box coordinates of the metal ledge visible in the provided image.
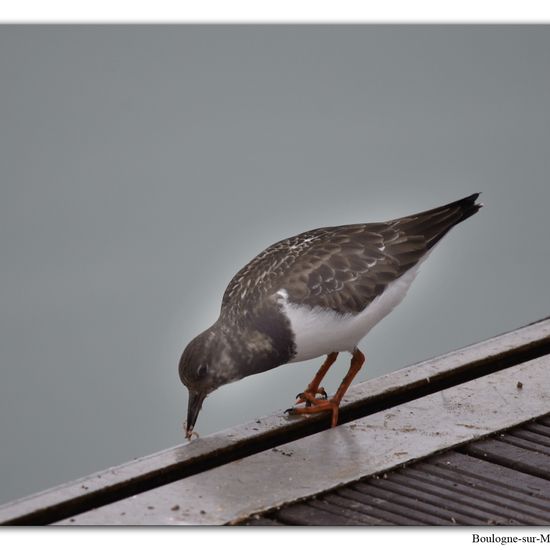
[1,318,549,525]
[58,355,550,524]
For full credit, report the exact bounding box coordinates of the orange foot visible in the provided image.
[285,348,366,429]
[295,387,328,407]
[286,398,340,427]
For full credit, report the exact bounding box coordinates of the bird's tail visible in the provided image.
[393,193,483,250]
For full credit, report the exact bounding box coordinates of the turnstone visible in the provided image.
[179,193,482,439]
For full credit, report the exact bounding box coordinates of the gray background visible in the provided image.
[0,25,549,506]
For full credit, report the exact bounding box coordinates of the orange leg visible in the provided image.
[288,348,365,428]
[296,352,338,405]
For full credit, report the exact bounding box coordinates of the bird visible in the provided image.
[179,193,482,439]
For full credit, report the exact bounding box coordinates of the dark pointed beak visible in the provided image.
[186,390,206,439]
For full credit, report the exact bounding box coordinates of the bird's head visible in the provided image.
[178,326,238,440]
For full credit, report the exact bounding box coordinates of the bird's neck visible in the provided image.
[215,305,296,378]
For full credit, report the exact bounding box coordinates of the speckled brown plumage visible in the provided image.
[221,193,482,318]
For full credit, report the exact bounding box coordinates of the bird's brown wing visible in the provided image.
[222,193,481,316]
[273,223,426,313]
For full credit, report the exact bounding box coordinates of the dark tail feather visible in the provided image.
[395,193,483,250]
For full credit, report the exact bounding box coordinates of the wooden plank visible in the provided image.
[388,470,546,525]
[335,487,423,525]
[402,454,550,523]
[497,433,550,456]
[537,417,550,428]
[465,439,550,480]
[426,452,550,506]
[305,498,383,525]
[504,424,550,453]
[317,494,392,525]
[365,477,504,525]
[353,482,482,525]
[275,503,363,526]
[240,517,287,526]
[522,422,550,439]
[2,318,550,525]
[54,356,550,525]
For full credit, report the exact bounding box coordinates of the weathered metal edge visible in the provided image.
[57,355,550,525]
[1,318,549,525]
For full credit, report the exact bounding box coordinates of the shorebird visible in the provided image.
[179,193,482,439]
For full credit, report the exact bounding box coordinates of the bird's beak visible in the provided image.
[186,390,206,439]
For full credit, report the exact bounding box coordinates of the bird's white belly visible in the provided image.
[278,261,424,363]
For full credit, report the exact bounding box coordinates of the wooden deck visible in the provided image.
[241,414,550,526]
[1,317,549,526]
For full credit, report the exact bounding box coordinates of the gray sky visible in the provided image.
[1,25,549,505]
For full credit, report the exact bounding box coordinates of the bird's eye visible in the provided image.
[196,364,208,379]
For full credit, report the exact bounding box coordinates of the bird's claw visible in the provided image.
[295,388,328,406]
[285,398,340,427]
[295,393,312,408]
